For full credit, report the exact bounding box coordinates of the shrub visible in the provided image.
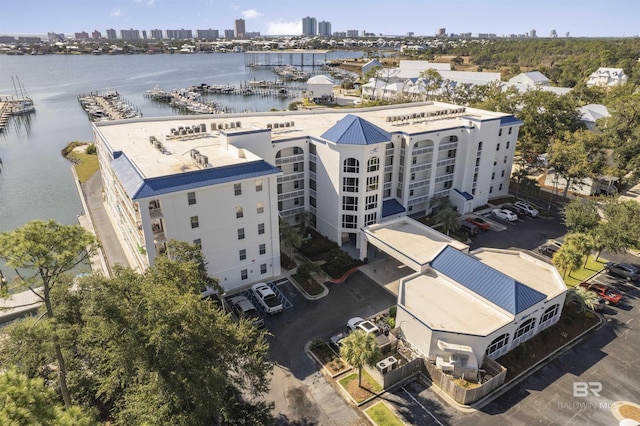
[85,144,97,155]
[389,305,397,319]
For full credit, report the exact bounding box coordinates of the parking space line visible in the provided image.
[267,280,292,309]
[400,386,445,426]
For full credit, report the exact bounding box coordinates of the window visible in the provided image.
[499,183,503,191]
[540,304,559,325]
[255,179,263,192]
[506,141,510,149]
[473,173,478,182]
[412,156,417,165]
[342,214,357,229]
[258,223,265,235]
[343,177,359,192]
[478,141,483,151]
[239,249,246,261]
[449,135,458,142]
[409,189,414,196]
[190,216,199,229]
[294,198,301,205]
[260,263,267,274]
[489,186,493,194]
[342,196,358,211]
[367,157,380,172]
[236,206,243,218]
[237,228,245,240]
[257,202,264,214]
[366,176,379,191]
[293,146,302,155]
[491,172,495,180]
[498,129,503,136]
[445,165,454,174]
[514,318,536,340]
[343,158,359,173]
[294,180,300,189]
[494,159,497,166]
[241,269,248,280]
[259,243,266,255]
[444,181,452,189]
[411,173,415,181]
[508,127,512,134]
[310,196,317,207]
[503,156,507,164]
[447,149,456,158]
[496,143,500,151]
[475,157,480,166]
[366,195,378,210]
[486,333,509,357]
[187,191,196,205]
[364,213,377,225]
[234,183,242,196]
[501,170,505,177]
[193,238,201,247]
[293,162,300,172]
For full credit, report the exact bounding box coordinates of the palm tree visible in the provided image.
[279,218,302,260]
[565,286,599,312]
[564,232,593,267]
[340,330,381,388]
[552,245,583,278]
[431,197,459,236]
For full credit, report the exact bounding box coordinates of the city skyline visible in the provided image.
[0,0,638,38]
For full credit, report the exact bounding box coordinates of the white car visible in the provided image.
[513,201,539,217]
[492,208,518,222]
[347,317,380,334]
[251,283,283,314]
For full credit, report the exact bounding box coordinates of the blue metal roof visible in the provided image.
[382,199,406,217]
[500,115,524,126]
[111,156,281,200]
[320,114,391,145]
[454,188,473,201]
[431,246,547,314]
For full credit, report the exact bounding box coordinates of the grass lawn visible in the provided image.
[365,402,405,426]
[338,370,383,403]
[563,256,607,287]
[70,152,99,183]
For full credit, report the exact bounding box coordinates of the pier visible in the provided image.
[144,87,229,114]
[0,96,35,133]
[77,91,142,121]
[244,49,328,67]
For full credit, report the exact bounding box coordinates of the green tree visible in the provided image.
[0,368,96,426]
[279,218,303,261]
[419,69,443,101]
[600,85,640,177]
[547,129,606,198]
[432,197,460,236]
[0,220,97,408]
[340,330,381,388]
[296,260,322,285]
[552,245,583,278]
[564,198,600,233]
[597,198,640,255]
[565,232,593,267]
[565,287,600,313]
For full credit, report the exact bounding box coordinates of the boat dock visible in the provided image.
[77,91,142,121]
[189,82,304,99]
[0,96,35,133]
[144,87,229,114]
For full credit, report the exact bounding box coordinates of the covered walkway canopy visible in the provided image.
[359,216,468,273]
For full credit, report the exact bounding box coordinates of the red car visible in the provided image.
[579,282,623,305]
[465,216,490,231]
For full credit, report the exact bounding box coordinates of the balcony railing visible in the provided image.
[275,154,305,165]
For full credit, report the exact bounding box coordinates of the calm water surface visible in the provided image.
[0,51,361,279]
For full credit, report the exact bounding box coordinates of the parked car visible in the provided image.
[460,221,479,237]
[513,201,539,217]
[502,203,525,218]
[329,331,348,351]
[579,282,623,305]
[347,317,380,334]
[593,297,606,311]
[229,295,264,328]
[538,244,560,257]
[251,283,283,314]
[492,208,518,222]
[605,262,640,282]
[465,216,491,231]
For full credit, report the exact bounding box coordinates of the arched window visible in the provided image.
[367,157,380,172]
[539,304,559,327]
[513,318,536,343]
[486,333,510,358]
[343,158,359,173]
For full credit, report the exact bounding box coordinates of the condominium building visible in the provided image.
[166,29,193,40]
[302,16,317,36]
[197,29,219,40]
[120,28,141,40]
[318,21,332,37]
[106,29,117,40]
[235,19,246,39]
[150,29,164,40]
[94,102,521,292]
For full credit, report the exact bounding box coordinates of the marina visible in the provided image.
[77,91,142,121]
[143,87,230,114]
[244,49,329,67]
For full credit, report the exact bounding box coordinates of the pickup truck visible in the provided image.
[579,282,623,305]
[251,283,283,314]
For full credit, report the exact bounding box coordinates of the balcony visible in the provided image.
[278,189,305,200]
[275,154,305,166]
[410,163,431,173]
[280,206,305,218]
[435,173,455,184]
[409,179,430,190]
[278,172,305,183]
[149,207,163,219]
[436,158,456,168]
[411,146,434,156]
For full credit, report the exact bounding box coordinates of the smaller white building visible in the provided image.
[362,59,383,76]
[307,75,335,100]
[580,103,610,131]
[508,71,550,86]
[586,67,628,87]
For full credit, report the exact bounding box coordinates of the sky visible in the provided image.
[0,0,638,38]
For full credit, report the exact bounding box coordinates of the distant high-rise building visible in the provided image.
[75,31,89,40]
[166,29,193,39]
[244,31,261,39]
[235,19,246,39]
[550,29,558,38]
[120,28,140,40]
[197,29,219,40]
[302,16,317,36]
[47,32,65,42]
[92,30,101,39]
[529,29,537,38]
[407,32,414,37]
[346,29,359,38]
[151,29,164,40]
[460,32,472,38]
[106,28,117,40]
[224,29,235,39]
[333,31,346,37]
[318,21,332,36]
[437,28,446,37]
